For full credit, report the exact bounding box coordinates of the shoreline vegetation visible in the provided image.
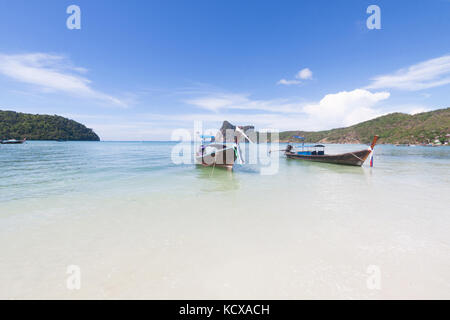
[0,110,100,141]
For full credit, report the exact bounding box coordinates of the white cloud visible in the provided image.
[367,54,450,91]
[278,67,313,86]
[303,89,390,129]
[183,88,390,131]
[185,93,304,113]
[0,53,126,107]
[296,68,312,80]
[277,78,301,86]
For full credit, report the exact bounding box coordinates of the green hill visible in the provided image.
[0,110,100,141]
[273,108,450,145]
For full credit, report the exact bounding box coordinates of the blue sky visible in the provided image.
[0,0,449,140]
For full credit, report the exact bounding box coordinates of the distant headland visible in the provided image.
[0,110,100,141]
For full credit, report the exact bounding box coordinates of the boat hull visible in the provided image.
[285,148,372,166]
[1,140,26,144]
[195,144,237,170]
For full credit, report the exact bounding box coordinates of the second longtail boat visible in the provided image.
[284,135,379,166]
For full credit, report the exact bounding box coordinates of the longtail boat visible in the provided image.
[195,127,250,170]
[1,138,26,144]
[284,135,379,167]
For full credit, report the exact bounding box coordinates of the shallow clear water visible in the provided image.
[0,141,449,299]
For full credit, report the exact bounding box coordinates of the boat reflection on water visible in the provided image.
[195,166,240,192]
[285,147,377,189]
[285,153,367,175]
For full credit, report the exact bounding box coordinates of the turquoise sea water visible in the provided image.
[0,141,449,299]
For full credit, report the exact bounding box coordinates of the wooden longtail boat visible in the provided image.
[195,128,250,170]
[1,138,26,144]
[285,135,379,166]
[195,142,238,170]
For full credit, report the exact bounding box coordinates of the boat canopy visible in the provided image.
[292,135,305,140]
[291,142,325,155]
[199,135,215,139]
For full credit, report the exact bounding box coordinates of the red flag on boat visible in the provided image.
[369,135,378,167]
